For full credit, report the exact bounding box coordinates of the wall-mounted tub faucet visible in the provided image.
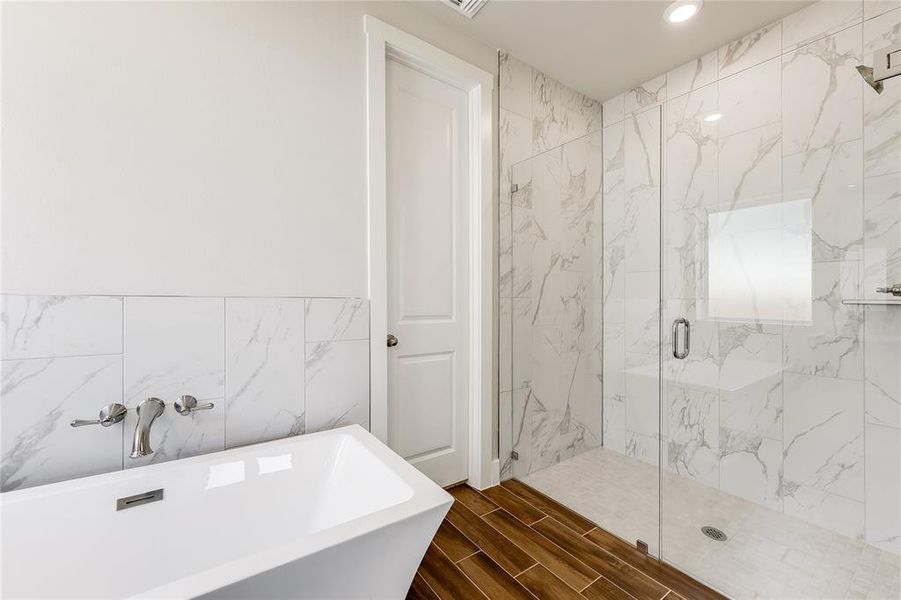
[130,398,165,458]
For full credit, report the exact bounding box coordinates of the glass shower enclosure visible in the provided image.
[499,31,901,594]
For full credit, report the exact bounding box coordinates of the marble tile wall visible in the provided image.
[498,52,603,480]
[596,0,900,553]
[602,101,663,471]
[500,0,900,556]
[0,294,369,491]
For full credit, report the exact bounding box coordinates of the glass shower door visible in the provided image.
[659,69,869,596]
[598,105,663,556]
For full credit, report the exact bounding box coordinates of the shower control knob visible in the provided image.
[70,403,128,428]
[387,334,399,348]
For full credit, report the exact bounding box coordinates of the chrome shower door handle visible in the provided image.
[672,318,690,360]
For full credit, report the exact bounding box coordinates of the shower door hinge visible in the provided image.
[636,540,649,555]
[510,450,519,461]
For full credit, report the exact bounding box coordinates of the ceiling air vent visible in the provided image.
[440,0,488,19]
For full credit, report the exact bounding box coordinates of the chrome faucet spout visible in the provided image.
[130,398,165,458]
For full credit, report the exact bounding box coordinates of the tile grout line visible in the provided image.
[489,507,602,592]
[436,484,726,598]
[431,544,490,600]
[443,501,537,578]
[1,351,125,362]
[514,563,540,579]
[578,573,604,593]
[501,482,589,536]
[415,573,441,600]
[465,504,543,576]
[582,530,707,597]
[627,10,871,116]
[453,549,480,565]
[508,481,715,597]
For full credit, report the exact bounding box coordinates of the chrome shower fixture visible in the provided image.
[857,65,884,94]
[857,42,901,94]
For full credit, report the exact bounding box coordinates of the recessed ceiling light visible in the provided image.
[664,0,703,24]
[703,113,723,122]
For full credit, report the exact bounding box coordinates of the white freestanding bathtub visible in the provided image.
[0,425,452,599]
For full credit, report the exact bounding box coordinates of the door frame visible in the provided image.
[364,16,495,489]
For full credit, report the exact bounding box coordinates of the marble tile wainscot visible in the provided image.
[0,294,370,491]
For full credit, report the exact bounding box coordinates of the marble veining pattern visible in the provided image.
[864,171,901,299]
[500,53,604,479]
[782,0,863,51]
[1,355,122,490]
[0,294,370,491]
[863,8,901,177]
[225,298,305,449]
[666,51,718,100]
[718,22,782,80]
[783,139,864,262]
[1,295,122,360]
[305,338,370,433]
[781,24,863,156]
[497,0,900,569]
[624,74,666,114]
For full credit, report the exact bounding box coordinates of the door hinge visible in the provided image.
[511,183,519,194]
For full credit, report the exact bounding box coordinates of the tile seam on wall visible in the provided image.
[502,0,899,552]
[0,352,124,362]
[1,294,371,491]
[507,126,605,171]
[605,7,890,126]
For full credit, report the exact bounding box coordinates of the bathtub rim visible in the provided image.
[1,424,453,600]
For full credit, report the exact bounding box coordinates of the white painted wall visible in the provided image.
[1,1,497,298]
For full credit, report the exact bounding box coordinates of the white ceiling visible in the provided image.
[414,0,813,101]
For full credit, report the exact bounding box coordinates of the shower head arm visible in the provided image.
[857,42,901,95]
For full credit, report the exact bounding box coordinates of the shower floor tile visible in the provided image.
[521,447,901,600]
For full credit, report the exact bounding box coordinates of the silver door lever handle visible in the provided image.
[71,403,128,428]
[174,395,215,415]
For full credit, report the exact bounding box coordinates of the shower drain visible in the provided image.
[701,526,728,541]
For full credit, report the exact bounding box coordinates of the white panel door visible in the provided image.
[386,57,469,487]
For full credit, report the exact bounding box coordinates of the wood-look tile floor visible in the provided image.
[407,480,727,600]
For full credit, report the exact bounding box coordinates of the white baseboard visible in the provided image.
[489,459,500,487]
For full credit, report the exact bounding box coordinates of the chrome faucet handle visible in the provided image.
[174,395,215,415]
[70,403,128,428]
[876,283,901,296]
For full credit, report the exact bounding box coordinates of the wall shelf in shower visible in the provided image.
[841,299,901,306]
